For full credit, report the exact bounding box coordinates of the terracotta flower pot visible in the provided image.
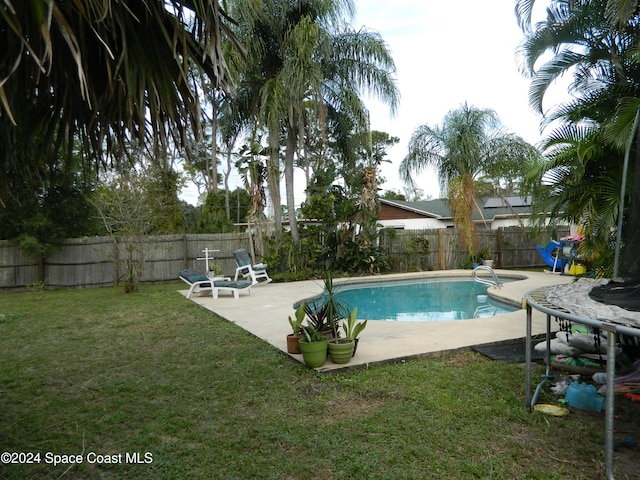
[286,333,301,354]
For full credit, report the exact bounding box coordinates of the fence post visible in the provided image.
[112,237,120,286]
[183,234,189,269]
[37,251,45,285]
[438,229,445,270]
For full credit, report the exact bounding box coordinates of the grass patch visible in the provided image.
[0,284,636,479]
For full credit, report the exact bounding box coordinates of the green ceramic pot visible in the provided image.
[298,338,328,368]
[328,338,355,364]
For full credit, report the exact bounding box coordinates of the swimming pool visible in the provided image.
[318,278,518,322]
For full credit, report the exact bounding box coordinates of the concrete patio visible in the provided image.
[180,270,574,371]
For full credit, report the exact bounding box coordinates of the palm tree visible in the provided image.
[1,0,239,220]
[516,0,640,31]
[529,125,624,275]
[285,24,398,243]
[399,103,540,256]
[228,0,398,244]
[516,0,639,122]
[236,140,269,255]
[515,0,640,273]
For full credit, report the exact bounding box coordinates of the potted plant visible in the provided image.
[478,248,494,268]
[342,307,367,356]
[303,302,333,338]
[327,336,355,364]
[302,276,350,338]
[298,325,328,368]
[463,252,482,269]
[321,272,350,337]
[287,302,305,354]
[298,271,355,365]
[207,261,224,279]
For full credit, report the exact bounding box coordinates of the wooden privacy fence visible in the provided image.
[0,233,252,289]
[0,227,568,289]
[379,226,569,272]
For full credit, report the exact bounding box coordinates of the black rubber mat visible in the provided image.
[472,339,544,363]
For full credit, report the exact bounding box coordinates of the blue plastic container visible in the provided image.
[565,382,605,412]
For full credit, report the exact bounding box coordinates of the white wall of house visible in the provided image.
[486,216,571,230]
[378,217,450,230]
[486,217,524,230]
[380,216,532,230]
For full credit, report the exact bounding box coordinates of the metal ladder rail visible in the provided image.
[472,265,503,288]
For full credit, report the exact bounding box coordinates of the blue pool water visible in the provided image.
[328,278,518,322]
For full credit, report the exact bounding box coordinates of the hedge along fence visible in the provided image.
[0,226,568,289]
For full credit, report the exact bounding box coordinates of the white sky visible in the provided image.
[180,0,559,205]
[352,0,552,199]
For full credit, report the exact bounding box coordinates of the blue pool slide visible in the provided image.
[536,240,568,271]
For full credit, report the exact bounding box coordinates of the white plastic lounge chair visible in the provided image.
[233,248,272,285]
[179,269,252,299]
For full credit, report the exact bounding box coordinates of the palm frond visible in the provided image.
[605,0,639,27]
[1,0,242,205]
[603,97,640,150]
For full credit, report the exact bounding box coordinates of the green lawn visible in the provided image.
[0,283,631,479]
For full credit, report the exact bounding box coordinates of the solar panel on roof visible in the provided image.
[483,198,505,208]
[483,196,532,208]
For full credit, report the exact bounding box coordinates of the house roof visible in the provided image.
[380,199,447,219]
[380,197,534,222]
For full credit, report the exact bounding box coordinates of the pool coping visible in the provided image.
[180,270,575,372]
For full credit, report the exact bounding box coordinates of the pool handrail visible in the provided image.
[472,265,503,288]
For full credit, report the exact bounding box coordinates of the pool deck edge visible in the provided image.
[180,270,575,371]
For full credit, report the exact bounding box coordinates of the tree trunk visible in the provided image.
[285,125,300,244]
[267,131,282,240]
[211,102,218,194]
[449,174,479,255]
[224,148,232,220]
[223,133,237,221]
